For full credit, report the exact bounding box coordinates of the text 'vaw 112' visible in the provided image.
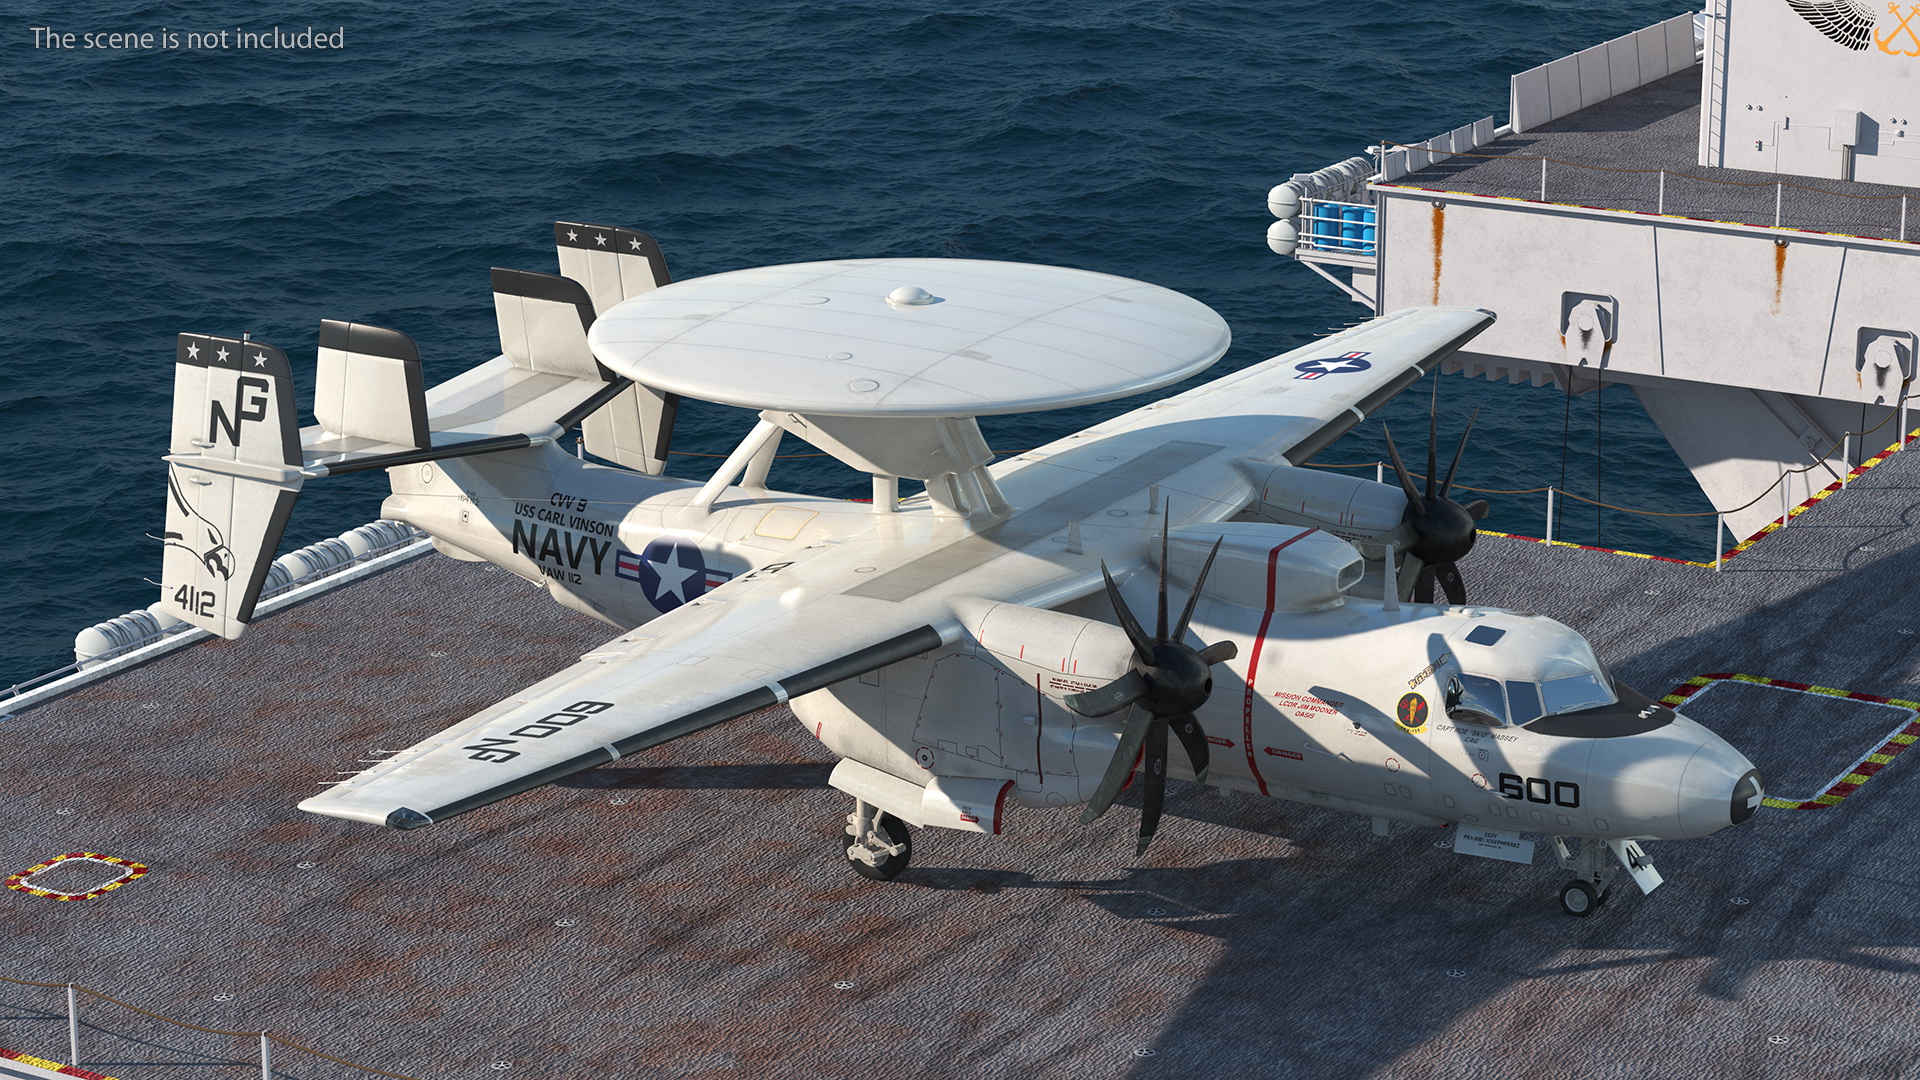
[160,223,1763,916]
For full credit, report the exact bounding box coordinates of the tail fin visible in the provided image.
[554,221,679,474]
[162,333,303,639]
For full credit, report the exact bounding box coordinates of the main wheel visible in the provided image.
[1559,879,1600,917]
[843,813,912,881]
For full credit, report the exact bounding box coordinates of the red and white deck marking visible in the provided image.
[1663,674,1920,810]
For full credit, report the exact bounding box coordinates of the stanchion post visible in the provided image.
[260,1033,271,1080]
[1545,487,1556,544]
[1539,157,1547,200]
[1657,171,1665,215]
[1714,513,1724,572]
[1775,183,1782,227]
[67,985,78,1068]
[1843,434,1852,487]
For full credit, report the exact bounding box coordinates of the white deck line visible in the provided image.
[0,537,434,718]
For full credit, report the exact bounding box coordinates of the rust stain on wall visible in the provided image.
[1430,204,1446,306]
[1773,242,1787,314]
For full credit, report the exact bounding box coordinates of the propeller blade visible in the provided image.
[1169,712,1210,784]
[1437,562,1466,605]
[1080,707,1152,824]
[1172,536,1224,642]
[1100,561,1154,665]
[1413,564,1437,604]
[1155,511,1170,642]
[1197,639,1238,665]
[1064,670,1150,718]
[1438,405,1481,500]
[1382,424,1427,518]
[1135,717,1169,857]
[1463,499,1490,520]
[1425,385,1439,500]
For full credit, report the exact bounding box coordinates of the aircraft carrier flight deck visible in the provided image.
[4,441,1920,1080]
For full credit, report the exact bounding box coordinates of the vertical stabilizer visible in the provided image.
[162,333,303,639]
[554,221,679,474]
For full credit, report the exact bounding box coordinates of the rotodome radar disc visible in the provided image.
[586,258,1231,417]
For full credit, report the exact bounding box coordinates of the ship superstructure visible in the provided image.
[1270,4,1920,541]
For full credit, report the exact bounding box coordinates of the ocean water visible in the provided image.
[0,0,1708,687]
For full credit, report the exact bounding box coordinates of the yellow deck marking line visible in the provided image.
[1662,674,1920,809]
[5,854,148,901]
[1475,425,1920,569]
[0,1045,123,1079]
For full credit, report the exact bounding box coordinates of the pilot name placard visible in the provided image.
[1271,691,1344,719]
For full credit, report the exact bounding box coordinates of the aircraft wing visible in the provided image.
[300,306,1496,830]
[298,558,956,829]
[1073,305,1496,469]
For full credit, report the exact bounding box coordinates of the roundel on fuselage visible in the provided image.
[630,538,708,613]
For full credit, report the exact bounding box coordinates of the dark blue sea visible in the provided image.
[1,0,1709,687]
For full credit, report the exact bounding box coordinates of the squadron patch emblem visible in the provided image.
[1396,692,1430,734]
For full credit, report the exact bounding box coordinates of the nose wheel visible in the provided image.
[843,801,912,881]
[1551,836,1615,917]
[1558,879,1604,917]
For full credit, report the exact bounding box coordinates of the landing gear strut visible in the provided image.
[1551,837,1612,917]
[843,800,912,881]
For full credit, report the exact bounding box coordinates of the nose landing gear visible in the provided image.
[1552,836,1614,917]
[843,800,912,881]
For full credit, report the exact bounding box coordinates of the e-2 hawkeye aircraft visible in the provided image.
[159,222,1764,916]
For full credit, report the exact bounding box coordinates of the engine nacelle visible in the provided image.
[1156,521,1364,612]
[1244,463,1413,556]
[956,599,1133,706]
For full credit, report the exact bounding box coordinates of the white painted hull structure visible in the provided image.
[1271,4,1920,543]
[157,224,1761,914]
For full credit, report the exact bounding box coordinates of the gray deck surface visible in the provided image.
[1399,67,1920,242]
[7,447,1920,1079]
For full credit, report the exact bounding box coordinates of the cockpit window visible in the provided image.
[1448,674,1508,725]
[1465,625,1507,646]
[1506,680,1544,724]
[1539,672,1613,715]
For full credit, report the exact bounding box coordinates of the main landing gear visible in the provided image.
[843,800,912,881]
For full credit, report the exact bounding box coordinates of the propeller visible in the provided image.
[1064,515,1239,857]
[1382,398,1490,606]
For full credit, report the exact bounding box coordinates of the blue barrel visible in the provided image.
[1340,205,1362,250]
[1311,204,1339,250]
[1360,223,1377,254]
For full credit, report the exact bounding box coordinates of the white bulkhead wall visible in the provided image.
[1704,0,1920,185]
[1377,191,1920,540]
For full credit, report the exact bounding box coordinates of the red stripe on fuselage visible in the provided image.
[993,780,1014,835]
[1242,529,1318,795]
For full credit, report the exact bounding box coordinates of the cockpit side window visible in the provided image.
[1540,672,1613,716]
[1448,673,1508,725]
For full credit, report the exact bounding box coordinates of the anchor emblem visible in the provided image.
[1879,2,1920,55]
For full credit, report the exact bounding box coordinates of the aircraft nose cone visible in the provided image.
[1730,768,1766,825]
[1677,735,1763,838]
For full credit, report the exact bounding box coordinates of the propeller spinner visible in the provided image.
[1382,399,1490,605]
[1064,517,1238,857]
